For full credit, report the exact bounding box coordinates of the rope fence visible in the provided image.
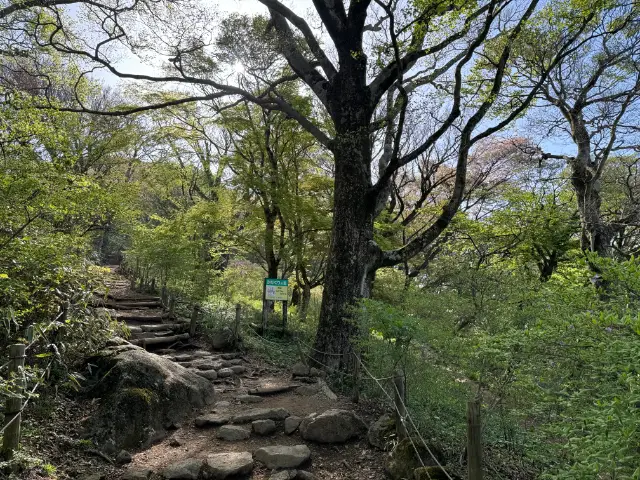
[0,343,54,460]
[238,308,482,480]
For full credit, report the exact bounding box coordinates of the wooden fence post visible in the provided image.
[261,279,268,334]
[282,300,288,332]
[467,399,483,480]
[161,285,168,307]
[168,295,176,318]
[189,304,200,338]
[2,344,26,460]
[394,368,408,440]
[352,351,360,404]
[234,304,241,347]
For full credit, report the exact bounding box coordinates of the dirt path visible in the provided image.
[98,267,388,480]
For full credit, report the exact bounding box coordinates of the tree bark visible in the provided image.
[264,211,280,279]
[300,283,311,320]
[312,124,377,368]
[568,115,611,257]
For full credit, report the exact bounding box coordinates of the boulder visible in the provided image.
[161,458,203,479]
[253,445,311,469]
[210,327,234,350]
[216,425,251,441]
[84,343,215,450]
[204,452,254,479]
[195,414,230,428]
[385,438,443,480]
[252,419,277,436]
[367,414,395,450]
[232,407,290,424]
[284,416,302,435]
[292,362,310,377]
[299,409,366,443]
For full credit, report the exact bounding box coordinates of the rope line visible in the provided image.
[0,358,54,437]
[354,354,433,478]
[355,352,455,480]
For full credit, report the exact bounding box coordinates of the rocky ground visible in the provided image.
[74,269,396,480]
[16,268,458,480]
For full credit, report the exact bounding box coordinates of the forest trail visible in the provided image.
[98,267,388,480]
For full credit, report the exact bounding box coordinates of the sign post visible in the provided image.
[263,278,289,333]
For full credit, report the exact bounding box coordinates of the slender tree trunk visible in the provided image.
[290,285,300,307]
[264,212,279,279]
[300,283,312,320]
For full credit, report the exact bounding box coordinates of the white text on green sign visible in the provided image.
[265,278,288,301]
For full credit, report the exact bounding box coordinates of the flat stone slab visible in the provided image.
[253,445,311,469]
[237,394,263,404]
[247,384,300,396]
[232,407,290,424]
[221,358,243,367]
[192,369,218,380]
[217,425,251,441]
[204,452,254,479]
[161,458,203,479]
[195,413,230,428]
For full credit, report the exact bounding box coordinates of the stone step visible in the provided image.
[131,331,175,339]
[138,323,186,332]
[107,301,163,310]
[116,312,170,322]
[107,293,160,302]
[130,333,189,347]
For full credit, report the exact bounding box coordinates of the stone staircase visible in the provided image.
[94,268,388,480]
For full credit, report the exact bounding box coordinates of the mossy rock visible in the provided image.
[85,344,215,450]
[385,438,444,480]
[414,466,460,480]
[368,414,396,450]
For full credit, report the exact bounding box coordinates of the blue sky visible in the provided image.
[85,0,575,157]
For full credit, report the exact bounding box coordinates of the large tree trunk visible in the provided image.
[312,127,376,369]
[569,116,611,257]
[571,170,610,256]
[311,26,378,369]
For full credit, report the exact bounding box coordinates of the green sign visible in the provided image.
[265,278,288,301]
